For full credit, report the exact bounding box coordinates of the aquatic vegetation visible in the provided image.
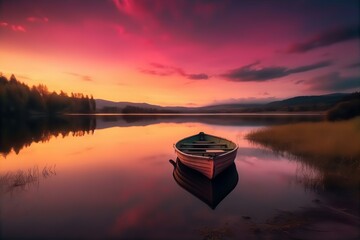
[246,118,360,171]
[0,165,56,193]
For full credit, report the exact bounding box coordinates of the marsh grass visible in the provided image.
[246,117,360,173]
[295,164,325,192]
[0,165,56,193]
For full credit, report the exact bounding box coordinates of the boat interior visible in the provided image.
[176,132,236,157]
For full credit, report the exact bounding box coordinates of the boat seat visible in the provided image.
[192,141,215,143]
[181,143,228,146]
[179,147,232,151]
[182,150,226,156]
[182,149,226,152]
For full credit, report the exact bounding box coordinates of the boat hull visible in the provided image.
[175,148,237,179]
[174,132,238,179]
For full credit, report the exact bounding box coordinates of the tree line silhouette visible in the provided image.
[122,105,178,114]
[0,74,96,117]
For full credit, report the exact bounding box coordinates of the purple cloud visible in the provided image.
[222,60,332,82]
[346,61,360,69]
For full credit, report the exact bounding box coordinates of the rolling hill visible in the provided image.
[96,93,351,113]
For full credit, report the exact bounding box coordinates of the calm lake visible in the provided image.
[0,115,359,240]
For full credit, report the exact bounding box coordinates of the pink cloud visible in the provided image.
[0,21,26,33]
[111,0,189,30]
[114,24,126,35]
[11,25,26,32]
[105,0,301,73]
[112,0,135,15]
[0,22,9,27]
[27,16,49,23]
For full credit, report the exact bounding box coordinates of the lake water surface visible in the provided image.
[0,115,359,239]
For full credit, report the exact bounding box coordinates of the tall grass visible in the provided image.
[246,118,360,170]
[246,117,360,185]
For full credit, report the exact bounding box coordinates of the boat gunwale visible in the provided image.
[174,133,238,159]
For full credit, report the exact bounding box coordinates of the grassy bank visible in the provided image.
[246,118,360,170]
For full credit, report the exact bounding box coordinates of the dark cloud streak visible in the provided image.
[65,72,93,82]
[303,72,360,91]
[346,61,360,69]
[222,60,332,82]
[140,63,209,80]
[287,61,332,74]
[187,73,209,80]
[286,25,360,53]
[139,69,173,77]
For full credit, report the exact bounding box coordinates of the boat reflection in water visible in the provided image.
[170,158,238,209]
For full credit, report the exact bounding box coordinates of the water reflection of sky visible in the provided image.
[0,116,348,239]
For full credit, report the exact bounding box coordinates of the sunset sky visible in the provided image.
[0,0,359,106]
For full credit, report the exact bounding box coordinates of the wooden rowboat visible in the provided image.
[170,159,238,209]
[174,132,238,179]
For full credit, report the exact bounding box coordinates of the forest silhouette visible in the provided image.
[0,74,95,116]
[0,73,97,156]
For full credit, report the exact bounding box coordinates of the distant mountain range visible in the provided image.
[95,99,191,112]
[96,99,163,110]
[96,93,350,113]
[266,93,347,108]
